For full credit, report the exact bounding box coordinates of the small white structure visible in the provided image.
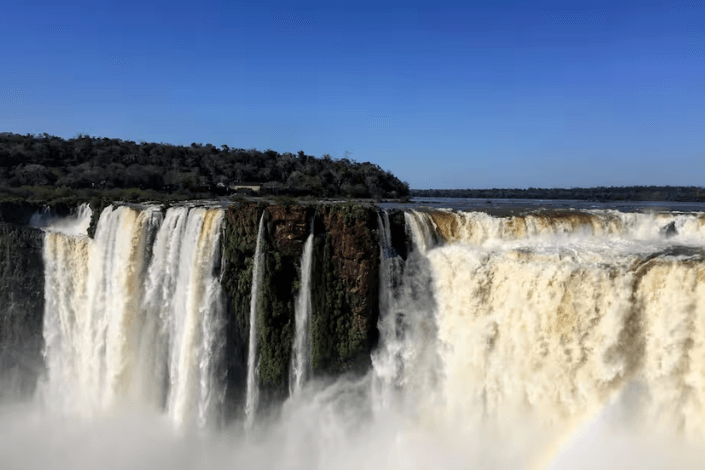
[229,183,262,194]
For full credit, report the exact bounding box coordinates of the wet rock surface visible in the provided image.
[220,201,380,415]
[0,223,45,400]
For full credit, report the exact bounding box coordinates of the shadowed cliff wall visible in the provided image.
[0,223,45,400]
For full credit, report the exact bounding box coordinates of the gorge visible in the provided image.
[1,199,705,469]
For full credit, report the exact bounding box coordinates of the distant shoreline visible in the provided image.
[410,186,705,203]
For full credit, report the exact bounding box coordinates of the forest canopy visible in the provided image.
[0,133,409,200]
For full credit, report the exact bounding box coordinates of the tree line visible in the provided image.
[411,186,705,202]
[0,133,409,199]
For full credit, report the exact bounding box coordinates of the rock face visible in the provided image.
[310,204,380,375]
[0,223,45,400]
[660,221,678,238]
[220,201,380,414]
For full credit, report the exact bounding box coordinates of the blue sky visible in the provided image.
[1,0,703,189]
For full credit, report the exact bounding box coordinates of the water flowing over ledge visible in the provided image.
[2,201,705,468]
[41,204,225,429]
[245,212,266,431]
[290,228,314,397]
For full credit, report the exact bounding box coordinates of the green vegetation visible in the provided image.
[330,201,371,225]
[219,202,267,410]
[309,206,379,375]
[257,246,295,393]
[310,233,371,374]
[0,132,409,200]
[220,202,300,403]
[272,195,297,210]
[220,201,379,403]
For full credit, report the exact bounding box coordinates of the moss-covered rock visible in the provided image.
[220,202,268,417]
[310,204,379,375]
[220,200,381,417]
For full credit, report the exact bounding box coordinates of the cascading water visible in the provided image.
[422,208,705,467]
[370,207,705,468]
[289,227,315,396]
[5,202,705,469]
[30,202,93,236]
[197,218,227,429]
[164,208,225,429]
[41,204,225,429]
[43,205,162,414]
[372,209,440,414]
[245,213,266,431]
[372,210,406,411]
[140,207,190,413]
[404,209,437,255]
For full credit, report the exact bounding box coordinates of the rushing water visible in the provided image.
[245,213,266,431]
[372,210,441,417]
[290,229,314,396]
[41,205,225,428]
[3,203,705,469]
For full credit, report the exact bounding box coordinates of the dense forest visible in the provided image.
[0,133,409,200]
[411,186,705,202]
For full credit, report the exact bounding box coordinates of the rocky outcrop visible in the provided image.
[0,223,45,400]
[310,204,379,375]
[220,201,380,416]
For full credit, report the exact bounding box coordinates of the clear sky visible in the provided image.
[1,0,703,189]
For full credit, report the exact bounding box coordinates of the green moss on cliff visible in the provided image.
[220,200,380,413]
[220,202,268,414]
[310,232,369,371]
[257,246,295,392]
[310,205,379,375]
[329,202,370,225]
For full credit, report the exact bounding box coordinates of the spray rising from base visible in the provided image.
[4,205,705,469]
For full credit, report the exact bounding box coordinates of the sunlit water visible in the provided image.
[3,203,705,469]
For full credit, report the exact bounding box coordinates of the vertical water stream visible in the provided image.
[245,213,266,431]
[290,228,315,396]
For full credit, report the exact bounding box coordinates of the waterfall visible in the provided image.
[43,205,162,414]
[372,210,405,411]
[41,204,225,428]
[425,209,705,247]
[197,213,227,429]
[290,228,315,396]
[422,209,705,454]
[369,207,705,465]
[245,212,266,431]
[372,209,440,413]
[164,208,225,429]
[141,207,189,412]
[404,209,437,255]
[11,202,705,469]
[30,202,93,236]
